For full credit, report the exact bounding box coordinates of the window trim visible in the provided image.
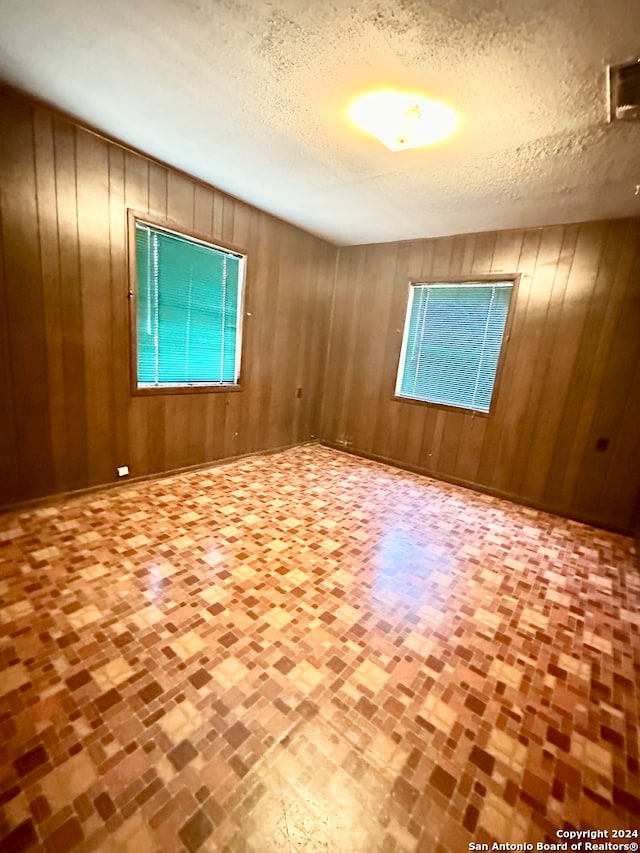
[392,273,520,416]
[127,210,247,396]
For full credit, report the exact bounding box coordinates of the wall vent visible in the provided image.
[608,59,640,121]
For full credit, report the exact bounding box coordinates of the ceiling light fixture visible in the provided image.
[349,90,457,151]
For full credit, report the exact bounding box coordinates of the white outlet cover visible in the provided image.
[117,465,129,477]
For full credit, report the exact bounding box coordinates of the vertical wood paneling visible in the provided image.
[249,213,279,451]
[222,195,235,245]
[468,230,528,486]
[407,242,438,467]
[307,243,336,440]
[598,356,640,524]
[146,161,169,475]
[372,243,410,459]
[431,235,455,277]
[0,179,18,505]
[108,146,130,474]
[538,222,608,507]
[324,221,640,532]
[503,225,565,494]
[555,221,634,506]
[266,224,300,449]
[518,225,579,501]
[212,190,224,238]
[347,242,398,451]
[76,130,115,486]
[330,245,367,446]
[0,89,335,507]
[265,221,294,450]
[123,150,151,478]
[577,223,640,520]
[53,117,90,491]
[291,232,314,444]
[148,162,168,221]
[33,110,68,493]
[483,229,541,493]
[331,257,357,444]
[0,99,54,499]
[241,202,266,453]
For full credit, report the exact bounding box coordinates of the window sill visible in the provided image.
[391,394,491,417]
[132,383,243,397]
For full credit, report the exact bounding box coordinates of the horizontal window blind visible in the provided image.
[396,282,513,413]
[135,223,243,388]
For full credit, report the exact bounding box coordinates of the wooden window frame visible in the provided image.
[392,273,520,417]
[127,209,247,396]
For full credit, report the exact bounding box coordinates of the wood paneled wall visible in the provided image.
[0,89,335,507]
[321,222,640,532]
[2,87,639,533]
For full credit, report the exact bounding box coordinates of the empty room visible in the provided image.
[0,1,639,851]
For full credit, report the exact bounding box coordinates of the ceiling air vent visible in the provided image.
[608,58,640,121]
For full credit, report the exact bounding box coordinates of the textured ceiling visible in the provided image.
[0,0,639,245]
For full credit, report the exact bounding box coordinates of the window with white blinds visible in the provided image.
[133,220,245,390]
[395,281,514,413]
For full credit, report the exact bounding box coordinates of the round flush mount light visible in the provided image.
[349,90,457,151]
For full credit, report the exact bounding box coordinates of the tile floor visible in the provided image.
[0,444,638,852]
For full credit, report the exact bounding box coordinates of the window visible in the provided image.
[130,216,245,391]
[395,279,515,414]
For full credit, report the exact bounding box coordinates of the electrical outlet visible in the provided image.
[117,465,129,477]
